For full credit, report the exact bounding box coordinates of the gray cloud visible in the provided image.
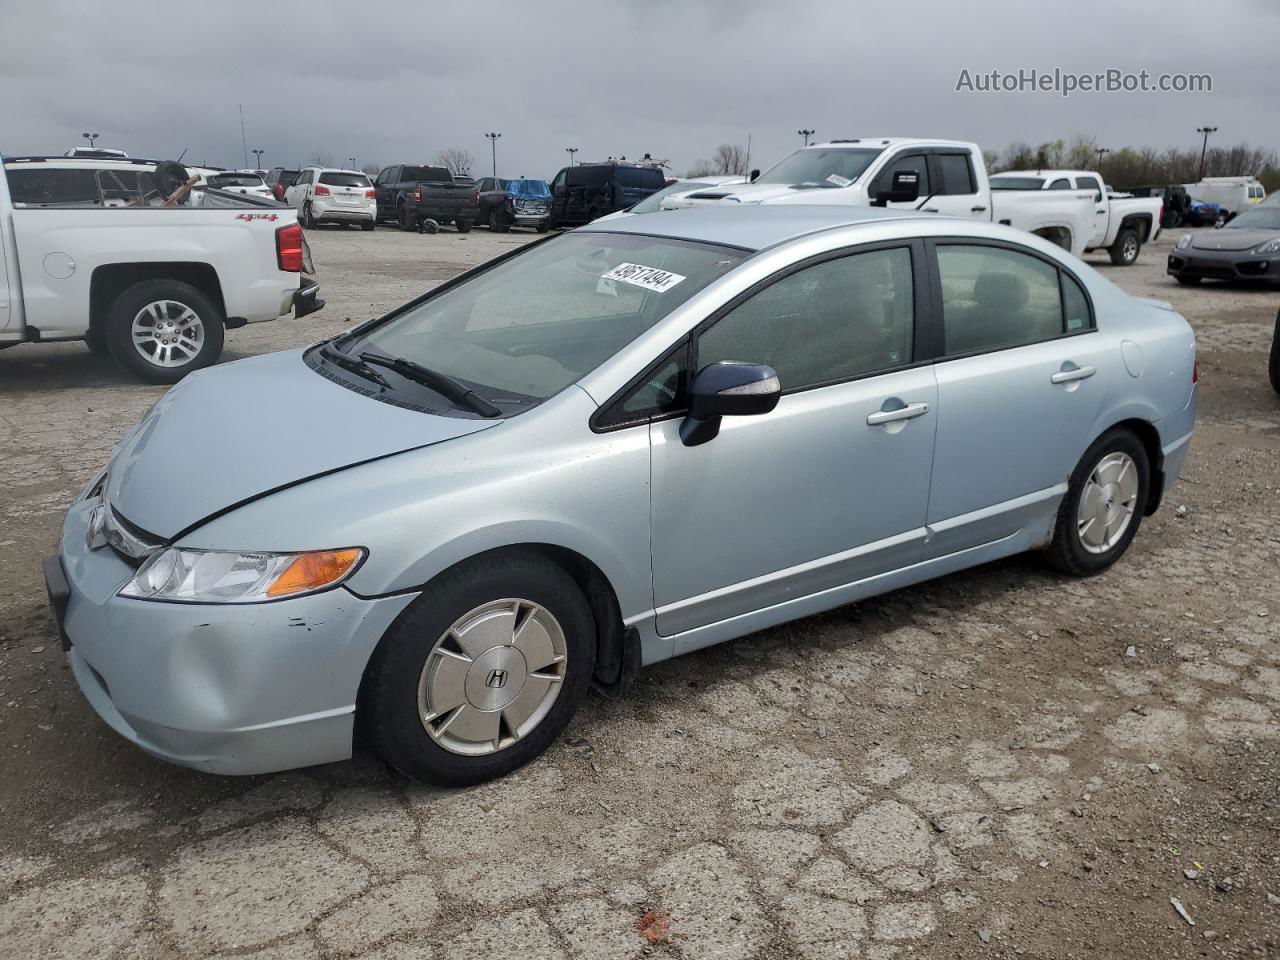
[1,0,1272,177]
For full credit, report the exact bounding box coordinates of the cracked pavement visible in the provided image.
[1,227,1277,958]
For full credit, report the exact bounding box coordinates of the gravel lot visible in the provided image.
[1,223,1277,959]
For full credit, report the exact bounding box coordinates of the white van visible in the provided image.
[1184,177,1266,219]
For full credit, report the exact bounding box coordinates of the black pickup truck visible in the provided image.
[372,164,479,232]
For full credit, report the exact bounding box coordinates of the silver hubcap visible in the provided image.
[1077,451,1139,554]
[131,300,204,368]
[1123,237,1138,260]
[417,599,567,756]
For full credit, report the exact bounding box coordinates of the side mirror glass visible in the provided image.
[680,361,780,447]
[874,170,920,206]
[749,168,761,183]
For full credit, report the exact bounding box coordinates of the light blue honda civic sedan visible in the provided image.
[46,206,1197,785]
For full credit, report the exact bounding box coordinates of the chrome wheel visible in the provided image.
[130,300,205,368]
[1077,451,1139,554]
[1121,235,1139,262]
[417,599,567,756]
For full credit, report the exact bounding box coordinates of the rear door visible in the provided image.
[1074,175,1108,247]
[285,169,311,209]
[926,151,989,221]
[923,239,1110,558]
[375,166,400,219]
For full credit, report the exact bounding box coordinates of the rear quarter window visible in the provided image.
[615,167,665,189]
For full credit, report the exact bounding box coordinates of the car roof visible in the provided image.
[581,205,934,252]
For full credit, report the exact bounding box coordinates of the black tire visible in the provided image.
[361,220,375,232]
[1269,310,1280,396]
[1109,228,1141,266]
[1175,275,1202,286]
[398,202,416,231]
[535,222,549,233]
[300,202,315,229]
[104,279,225,384]
[456,219,473,234]
[1043,427,1150,577]
[152,161,190,198]
[488,209,510,233]
[359,550,596,786]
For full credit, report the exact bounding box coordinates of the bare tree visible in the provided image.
[688,143,748,178]
[309,151,336,168]
[434,148,475,177]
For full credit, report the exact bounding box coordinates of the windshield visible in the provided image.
[1225,207,1280,230]
[755,147,883,188]
[401,166,453,183]
[506,179,551,199]
[210,173,263,187]
[355,232,746,403]
[629,181,714,214]
[320,172,372,187]
[990,176,1046,190]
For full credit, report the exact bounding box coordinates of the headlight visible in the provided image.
[1252,237,1280,255]
[79,468,108,502]
[1176,234,1193,249]
[119,547,365,603]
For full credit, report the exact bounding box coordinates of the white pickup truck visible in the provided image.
[669,138,1100,259]
[0,155,322,383]
[989,169,1163,265]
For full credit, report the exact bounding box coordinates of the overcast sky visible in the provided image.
[2,0,1274,177]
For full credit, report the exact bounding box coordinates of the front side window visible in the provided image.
[355,233,745,403]
[937,245,1067,355]
[698,247,915,392]
[1049,178,1071,190]
[872,154,930,199]
[1076,176,1103,200]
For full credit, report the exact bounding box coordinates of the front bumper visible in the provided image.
[50,500,417,775]
[1168,249,1279,282]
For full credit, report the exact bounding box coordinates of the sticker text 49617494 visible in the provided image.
[600,262,687,293]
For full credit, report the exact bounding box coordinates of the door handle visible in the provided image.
[867,402,930,426]
[921,207,939,213]
[1050,365,1096,384]
[970,205,987,213]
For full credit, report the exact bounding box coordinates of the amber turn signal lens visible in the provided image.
[266,548,363,598]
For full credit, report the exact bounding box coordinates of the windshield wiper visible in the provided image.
[357,353,502,418]
[319,344,390,388]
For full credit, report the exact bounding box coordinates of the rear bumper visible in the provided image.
[294,276,324,318]
[412,203,480,222]
[313,206,375,223]
[1167,250,1280,282]
[52,501,417,775]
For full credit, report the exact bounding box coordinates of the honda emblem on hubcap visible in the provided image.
[485,669,508,689]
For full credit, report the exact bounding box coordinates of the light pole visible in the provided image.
[1094,146,1110,169]
[565,146,578,166]
[348,157,357,170]
[1196,126,1218,179]
[798,128,815,146]
[252,148,264,169]
[485,132,501,177]
[82,132,99,148]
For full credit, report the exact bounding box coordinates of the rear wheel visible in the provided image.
[1043,428,1150,576]
[105,279,224,384]
[360,551,595,786]
[301,203,316,229]
[361,220,375,231]
[1109,228,1141,266]
[456,219,473,233]
[488,209,510,233]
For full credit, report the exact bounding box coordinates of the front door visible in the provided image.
[923,240,1109,557]
[647,243,938,641]
[1075,175,1108,248]
[549,170,567,224]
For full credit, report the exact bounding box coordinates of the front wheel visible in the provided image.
[488,209,510,233]
[359,551,595,786]
[398,203,416,231]
[1043,428,1150,577]
[105,279,224,384]
[1109,228,1141,266]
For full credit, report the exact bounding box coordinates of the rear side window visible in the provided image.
[319,172,371,187]
[614,167,665,189]
[1061,271,1093,332]
[5,167,152,205]
[568,166,610,187]
[935,153,976,195]
[936,245,1067,355]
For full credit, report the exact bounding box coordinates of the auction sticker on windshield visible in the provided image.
[600,263,687,293]
[825,174,853,187]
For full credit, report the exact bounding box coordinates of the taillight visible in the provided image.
[365,188,376,199]
[413,186,422,203]
[277,223,304,271]
[314,185,331,196]
[273,184,285,198]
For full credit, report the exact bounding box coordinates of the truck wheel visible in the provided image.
[488,209,510,233]
[105,279,224,384]
[1109,229,1141,266]
[456,220,473,233]
[1269,310,1280,396]
[398,203,416,231]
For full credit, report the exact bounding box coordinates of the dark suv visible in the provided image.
[547,163,666,228]
[264,168,300,202]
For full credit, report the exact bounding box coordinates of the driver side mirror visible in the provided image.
[873,170,920,206]
[749,168,761,183]
[680,361,781,447]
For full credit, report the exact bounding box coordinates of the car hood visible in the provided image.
[1191,228,1277,252]
[104,348,500,539]
[679,182,846,205]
